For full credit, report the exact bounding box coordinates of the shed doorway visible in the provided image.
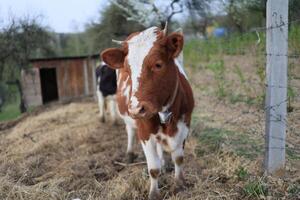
[40,68,58,104]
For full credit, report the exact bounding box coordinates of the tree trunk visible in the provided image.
[6,79,27,113]
[0,61,4,82]
[15,79,27,113]
[201,19,208,39]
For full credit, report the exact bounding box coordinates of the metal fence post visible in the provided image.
[265,0,289,176]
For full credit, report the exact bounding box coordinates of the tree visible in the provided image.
[225,0,248,33]
[289,0,300,21]
[0,16,55,112]
[244,0,300,22]
[184,0,211,38]
[220,0,268,33]
[221,0,300,33]
[85,4,144,52]
[0,82,7,112]
[110,0,184,28]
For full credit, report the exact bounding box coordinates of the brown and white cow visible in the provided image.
[101,25,194,199]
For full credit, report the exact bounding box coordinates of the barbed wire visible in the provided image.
[265,53,300,58]
[193,18,300,58]
[191,17,300,156]
[238,18,300,37]
[255,18,300,31]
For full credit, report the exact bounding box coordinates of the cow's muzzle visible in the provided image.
[128,101,155,119]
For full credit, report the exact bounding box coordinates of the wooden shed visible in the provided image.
[21,54,99,107]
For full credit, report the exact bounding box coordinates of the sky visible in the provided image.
[0,0,221,33]
[0,0,109,33]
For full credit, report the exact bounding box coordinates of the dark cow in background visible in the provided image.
[95,61,117,123]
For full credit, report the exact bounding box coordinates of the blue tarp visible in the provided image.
[213,27,227,37]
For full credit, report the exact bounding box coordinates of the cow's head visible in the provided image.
[101,26,183,119]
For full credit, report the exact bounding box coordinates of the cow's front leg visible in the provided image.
[171,145,185,190]
[156,143,165,172]
[141,137,162,200]
[125,123,137,163]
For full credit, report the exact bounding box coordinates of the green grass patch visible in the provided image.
[205,60,228,99]
[0,102,21,122]
[196,128,234,156]
[228,93,256,105]
[286,146,300,160]
[196,127,263,160]
[183,31,265,65]
[235,166,249,181]
[287,183,300,197]
[230,134,263,160]
[184,25,300,66]
[243,177,267,198]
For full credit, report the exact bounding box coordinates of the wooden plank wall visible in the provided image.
[30,57,98,103]
[56,60,85,101]
[87,58,98,98]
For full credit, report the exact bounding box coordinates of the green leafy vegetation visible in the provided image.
[184,32,265,63]
[184,25,300,64]
[184,24,300,108]
[286,146,300,160]
[235,166,249,181]
[196,128,233,155]
[196,127,263,159]
[228,93,256,105]
[243,177,267,198]
[0,101,21,122]
[206,60,227,99]
[233,64,253,98]
[287,183,300,197]
[0,83,21,122]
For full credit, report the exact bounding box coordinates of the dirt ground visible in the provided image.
[0,55,299,200]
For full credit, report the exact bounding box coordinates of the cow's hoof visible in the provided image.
[149,190,162,200]
[110,120,117,126]
[126,152,138,163]
[100,116,105,123]
[161,155,173,173]
[171,178,186,194]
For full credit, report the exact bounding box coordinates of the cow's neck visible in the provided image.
[158,69,179,124]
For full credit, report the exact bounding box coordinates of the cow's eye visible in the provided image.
[155,63,162,69]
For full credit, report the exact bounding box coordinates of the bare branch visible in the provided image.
[110,0,184,27]
[167,1,184,23]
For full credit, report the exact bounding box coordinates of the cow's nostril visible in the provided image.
[139,106,146,114]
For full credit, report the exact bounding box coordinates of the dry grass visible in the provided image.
[0,55,299,200]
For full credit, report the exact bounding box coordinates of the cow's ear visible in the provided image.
[101,48,125,69]
[166,33,183,58]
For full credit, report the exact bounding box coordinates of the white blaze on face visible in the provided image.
[127,27,158,108]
